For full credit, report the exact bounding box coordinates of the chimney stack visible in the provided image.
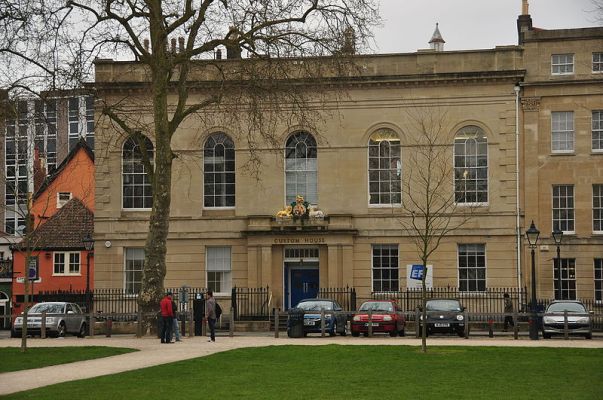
[178,37,185,52]
[170,38,177,53]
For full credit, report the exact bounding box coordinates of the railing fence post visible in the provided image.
[229,306,234,337]
[415,308,420,338]
[563,310,569,340]
[368,309,373,337]
[41,311,46,339]
[320,310,325,337]
[136,309,142,338]
[274,308,280,339]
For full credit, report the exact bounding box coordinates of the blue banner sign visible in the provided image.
[410,264,425,280]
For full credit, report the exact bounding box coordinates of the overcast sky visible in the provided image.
[373,0,599,54]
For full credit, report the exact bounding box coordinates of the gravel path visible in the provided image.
[1,333,602,396]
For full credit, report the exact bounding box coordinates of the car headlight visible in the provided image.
[456,315,464,321]
[419,315,424,320]
[353,315,361,321]
[576,317,589,324]
[14,317,22,324]
[46,317,56,324]
[383,315,393,321]
[543,316,555,324]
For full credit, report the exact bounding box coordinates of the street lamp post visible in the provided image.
[525,220,540,340]
[552,228,563,300]
[82,234,94,323]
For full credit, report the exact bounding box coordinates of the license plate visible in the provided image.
[434,323,450,328]
[304,320,315,326]
[364,323,379,327]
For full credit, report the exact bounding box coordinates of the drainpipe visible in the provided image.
[514,83,522,291]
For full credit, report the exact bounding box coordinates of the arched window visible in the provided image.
[204,132,235,208]
[368,128,401,205]
[454,126,488,204]
[285,131,317,204]
[122,135,153,209]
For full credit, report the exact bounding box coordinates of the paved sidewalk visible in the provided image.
[1,334,602,396]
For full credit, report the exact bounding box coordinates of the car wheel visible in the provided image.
[389,330,397,337]
[57,322,66,338]
[329,321,337,337]
[352,331,360,337]
[542,332,551,339]
[78,323,87,338]
[457,329,465,338]
[339,322,347,337]
[399,329,405,337]
[585,332,592,340]
[363,332,368,337]
[10,330,18,338]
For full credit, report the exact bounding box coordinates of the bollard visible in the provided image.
[513,310,518,340]
[229,307,234,337]
[41,311,47,339]
[488,318,494,338]
[136,310,142,338]
[188,310,194,337]
[415,308,420,338]
[106,316,113,337]
[202,317,207,337]
[368,309,373,337]
[563,310,569,340]
[463,310,469,339]
[320,310,326,337]
[274,308,280,338]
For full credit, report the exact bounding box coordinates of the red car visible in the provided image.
[351,300,405,337]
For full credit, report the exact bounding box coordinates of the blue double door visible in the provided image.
[285,262,319,309]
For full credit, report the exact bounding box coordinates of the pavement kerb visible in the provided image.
[1,334,602,396]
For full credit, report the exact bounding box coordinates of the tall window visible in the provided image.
[124,248,144,295]
[551,111,574,153]
[454,126,488,204]
[593,111,603,152]
[68,96,94,151]
[595,259,603,302]
[122,135,154,209]
[553,185,575,233]
[371,244,399,292]
[206,247,231,294]
[368,129,401,205]
[551,54,574,75]
[554,258,576,300]
[593,52,603,73]
[285,132,317,204]
[458,244,486,292]
[594,184,603,233]
[204,133,235,208]
[53,252,80,275]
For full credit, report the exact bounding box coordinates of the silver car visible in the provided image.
[12,302,87,338]
[542,300,592,339]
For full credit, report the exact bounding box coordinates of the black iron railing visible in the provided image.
[231,286,271,321]
[318,286,356,311]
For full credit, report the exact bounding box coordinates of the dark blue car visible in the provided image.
[287,298,347,337]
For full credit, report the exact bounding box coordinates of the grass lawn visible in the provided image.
[3,345,602,399]
[0,346,137,373]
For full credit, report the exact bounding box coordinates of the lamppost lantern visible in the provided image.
[525,220,540,340]
[83,234,94,251]
[552,227,563,300]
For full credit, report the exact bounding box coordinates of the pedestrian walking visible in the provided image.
[503,292,515,332]
[160,291,174,344]
[205,290,216,342]
[171,297,181,342]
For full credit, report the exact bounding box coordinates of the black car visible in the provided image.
[421,298,466,337]
[287,298,348,337]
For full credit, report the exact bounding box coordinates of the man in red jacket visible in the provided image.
[160,291,174,343]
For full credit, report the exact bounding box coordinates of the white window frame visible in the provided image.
[552,185,575,234]
[56,192,72,208]
[203,132,235,209]
[551,111,574,153]
[594,184,603,234]
[453,126,489,205]
[53,252,80,276]
[122,135,154,210]
[457,244,487,292]
[593,52,603,73]
[553,258,576,300]
[284,132,318,206]
[593,111,603,153]
[206,246,232,296]
[551,54,574,75]
[371,244,399,293]
[368,128,402,207]
[124,248,144,295]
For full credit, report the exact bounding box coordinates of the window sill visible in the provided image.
[550,152,575,156]
[52,273,81,277]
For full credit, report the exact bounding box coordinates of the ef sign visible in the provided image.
[410,264,425,280]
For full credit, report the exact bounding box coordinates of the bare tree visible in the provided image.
[2,1,380,325]
[399,108,475,353]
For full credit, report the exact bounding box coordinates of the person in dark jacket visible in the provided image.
[160,291,174,343]
[503,293,515,332]
[205,290,216,342]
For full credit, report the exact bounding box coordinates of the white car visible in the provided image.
[12,302,87,338]
[542,300,592,339]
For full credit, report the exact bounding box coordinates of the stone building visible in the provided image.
[90,5,602,309]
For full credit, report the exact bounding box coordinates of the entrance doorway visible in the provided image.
[283,247,319,309]
[0,291,9,329]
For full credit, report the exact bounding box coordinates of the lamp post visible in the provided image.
[525,220,540,340]
[552,227,563,300]
[82,234,94,317]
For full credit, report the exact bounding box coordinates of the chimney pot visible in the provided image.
[171,38,177,53]
[178,37,185,52]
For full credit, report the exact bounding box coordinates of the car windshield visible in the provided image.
[426,300,462,312]
[546,302,586,313]
[30,303,65,314]
[296,301,334,311]
[359,302,394,312]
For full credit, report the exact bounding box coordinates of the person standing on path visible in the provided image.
[160,291,174,344]
[171,297,181,342]
[503,292,515,332]
[205,290,216,342]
